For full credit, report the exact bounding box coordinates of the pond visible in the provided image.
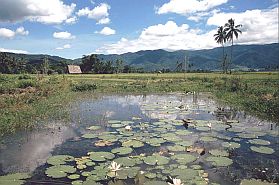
[0,93,278,185]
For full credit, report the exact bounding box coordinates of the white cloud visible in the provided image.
[0,27,29,39]
[53,31,76,39]
[0,0,76,24]
[16,27,29,36]
[97,17,110,25]
[96,27,116,35]
[96,7,279,54]
[77,3,110,24]
[207,7,279,44]
[188,9,220,22]
[56,44,71,50]
[0,48,29,54]
[96,21,217,54]
[0,28,16,39]
[157,0,228,15]
[65,16,77,24]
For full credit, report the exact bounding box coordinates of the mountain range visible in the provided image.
[4,43,279,71]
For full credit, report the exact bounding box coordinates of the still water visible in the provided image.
[0,93,278,185]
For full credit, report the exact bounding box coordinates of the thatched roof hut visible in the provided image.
[67,65,82,74]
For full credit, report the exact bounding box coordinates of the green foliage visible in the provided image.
[18,74,33,80]
[71,82,97,92]
[17,79,37,88]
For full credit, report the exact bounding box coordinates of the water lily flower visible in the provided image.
[167,177,184,185]
[125,125,132,131]
[108,161,121,172]
[207,122,212,129]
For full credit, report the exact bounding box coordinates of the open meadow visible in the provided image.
[1,72,278,135]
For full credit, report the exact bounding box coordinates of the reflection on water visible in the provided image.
[0,123,76,174]
[0,93,278,185]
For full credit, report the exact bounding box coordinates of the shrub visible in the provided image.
[71,83,97,92]
[0,75,13,83]
[18,74,33,80]
[17,80,37,88]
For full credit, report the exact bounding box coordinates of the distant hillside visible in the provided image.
[1,53,74,74]
[3,43,279,72]
[6,53,73,65]
[96,43,279,71]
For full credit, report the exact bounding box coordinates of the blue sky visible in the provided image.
[0,0,278,59]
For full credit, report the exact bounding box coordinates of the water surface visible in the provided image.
[0,93,278,185]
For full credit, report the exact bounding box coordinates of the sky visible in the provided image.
[0,0,278,59]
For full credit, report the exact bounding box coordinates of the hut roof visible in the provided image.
[67,65,82,74]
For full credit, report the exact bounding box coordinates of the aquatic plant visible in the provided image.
[108,161,122,172]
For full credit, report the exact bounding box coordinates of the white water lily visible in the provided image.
[108,161,121,172]
[168,178,184,185]
[207,122,212,129]
[125,125,132,131]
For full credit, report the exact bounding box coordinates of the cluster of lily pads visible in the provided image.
[41,114,275,184]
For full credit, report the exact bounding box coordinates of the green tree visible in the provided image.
[42,57,49,74]
[224,18,242,71]
[115,59,124,73]
[80,54,99,73]
[0,53,26,74]
[214,26,227,73]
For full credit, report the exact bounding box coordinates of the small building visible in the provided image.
[67,65,82,74]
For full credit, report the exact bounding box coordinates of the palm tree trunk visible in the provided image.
[230,37,234,73]
[222,43,225,73]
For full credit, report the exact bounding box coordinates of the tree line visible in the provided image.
[0,52,67,74]
[80,54,144,74]
[0,52,144,74]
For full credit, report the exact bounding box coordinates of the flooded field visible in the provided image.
[0,93,278,185]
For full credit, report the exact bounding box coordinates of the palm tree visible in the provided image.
[224,18,242,71]
[214,26,227,73]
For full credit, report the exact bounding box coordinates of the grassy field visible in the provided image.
[0,72,278,136]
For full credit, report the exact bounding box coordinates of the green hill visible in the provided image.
[98,43,279,71]
[2,43,278,72]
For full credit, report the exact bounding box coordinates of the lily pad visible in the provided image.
[108,120,121,124]
[144,154,170,165]
[146,138,166,146]
[114,157,138,167]
[95,140,115,147]
[175,130,192,135]
[88,151,115,162]
[47,155,74,166]
[110,124,124,128]
[72,180,83,185]
[122,140,144,148]
[82,133,97,139]
[111,147,133,155]
[167,145,185,152]
[206,156,233,167]
[200,136,217,142]
[87,125,101,130]
[222,142,241,149]
[161,133,182,142]
[45,165,76,178]
[172,168,199,180]
[145,172,157,179]
[0,173,30,185]
[171,154,197,164]
[68,174,80,180]
[250,146,274,154]
[237,133,258,139]
[209,149,229,157]
[248,139,270,146]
